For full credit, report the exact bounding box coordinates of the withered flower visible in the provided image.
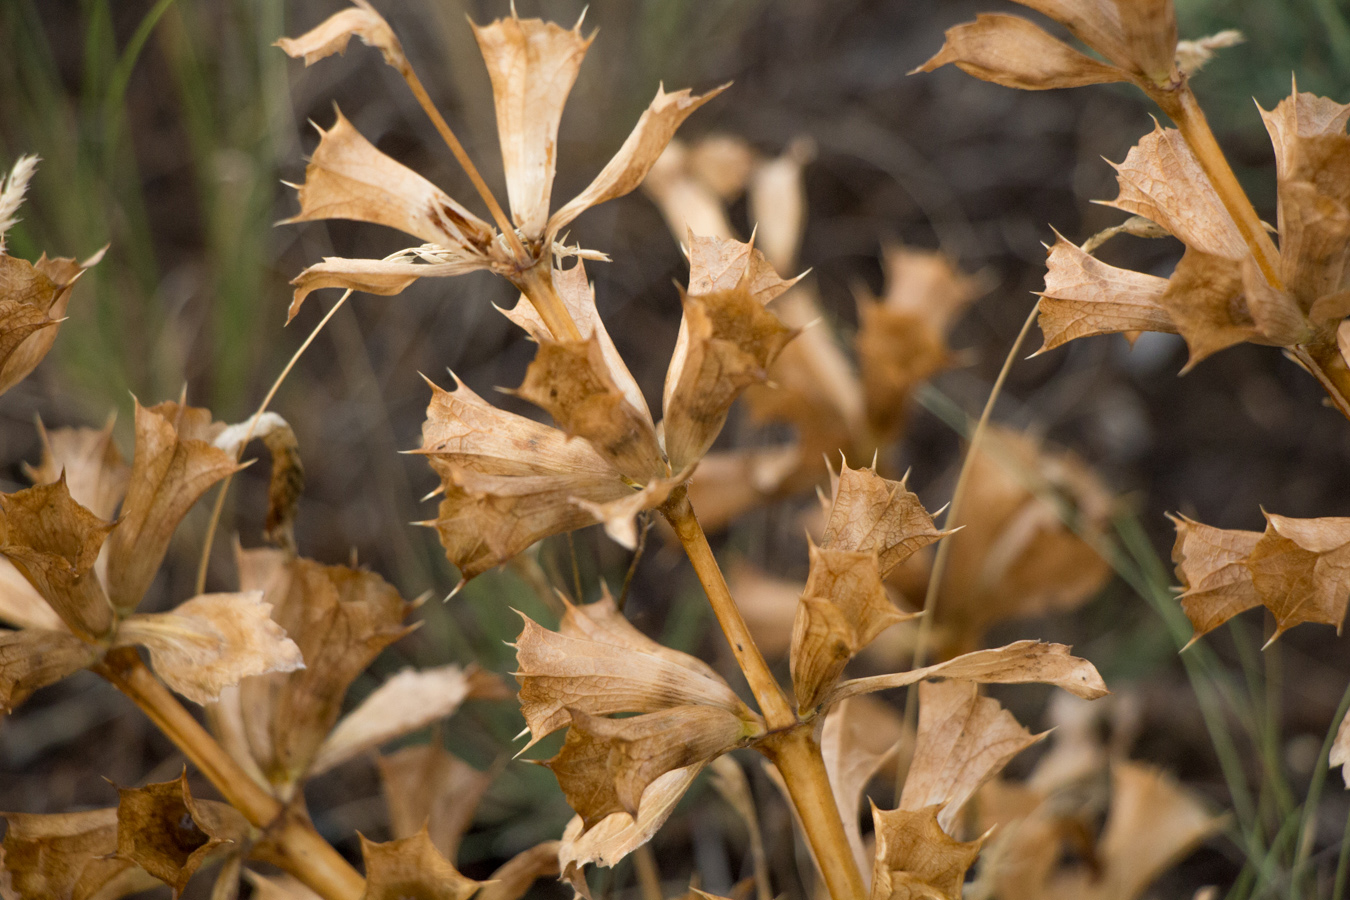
[279,2,724,321]
[418,236,798,584]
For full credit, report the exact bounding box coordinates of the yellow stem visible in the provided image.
[195,289,354,594]
[759,727,868,900]
[1149,82,1282,289]
[515,259,583,342]
[394,59,530,266]
[98,649,364,900]
[661,485,794,730]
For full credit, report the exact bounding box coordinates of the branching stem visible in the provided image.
[98,648,365,900]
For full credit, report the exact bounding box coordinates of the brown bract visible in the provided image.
[358,828,480,900]
[0,627,96,711]
[869,803,984,900]
[899,680,1044,832]
[378,744,494,862]
[1172,511,1350,642]
[1038,88,1350,369]
[220,546,413,787]
[820,696,909,875]
[114,772,248,897]
[916,0,1179,90]
[280,5,723,313]
[0,250,100,397]
[25,417,130,523]
[105,400,242,614]
[0,807,156,900]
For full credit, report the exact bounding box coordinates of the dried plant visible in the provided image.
[3,1,1348,899]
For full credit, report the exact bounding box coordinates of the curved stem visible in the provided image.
[759,727,867,900]
[195,289,354,594]
[98,649,364,900]
[661,485,794,730]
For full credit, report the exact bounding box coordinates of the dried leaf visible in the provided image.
[514,597,751,749]
[548,85,730,240]
[900,680,1044,832]
[234,547,412,785]
[684,234,798,305]
[0,627,97,712]
[821,464,947,578]
[244,872,324,900]
[116,592,302,705]
[1247,513,1350,639]
[821,696,909,875]
[791,543,916,712]
[1107,124,1248,260]
[545,705,753,829]
[283,107,492,256]
[827,640,1108,706]
[727,561,804,657]
[748,138,814,273]
[310,665,473,775]
[25,418,129,522]
[0,477,116,639]
[0,558,65,631]
[105,401,241,613]
[1170,513,1262,641]
[643,140,739,243]
[1036,235,1175,352]
[1331,705,1350,787]
[378,744,494,861]
[472,14,593,239]
[685,444,802,534]
[500,260,651,422]
[1175,30,1244,76]
[0,252,97,396]
[288,255,492,322]
[515,337,666,483]
[0,155,38,254]
[276,2,403,69]
[478,842,562,900]
[359,828,480,900]
[869,803,983,900]
[914,14,1130,91]
[417,376,632,582]
[662,287,796,471]
[1,808,155,900]
[558,765,703,882]
[115,772,248,896]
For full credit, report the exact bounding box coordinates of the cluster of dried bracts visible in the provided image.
[7,0,1347,897]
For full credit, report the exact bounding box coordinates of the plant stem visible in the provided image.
[514,259,583,342]
[98,648,364,900]
[759,727,867,900]
[1149,83,1282,288]
[661,485,794,731]
[390,56,529,266]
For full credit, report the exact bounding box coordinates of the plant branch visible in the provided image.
[759,727,867,900]
[97,648,365,900]
[661,485,794,730]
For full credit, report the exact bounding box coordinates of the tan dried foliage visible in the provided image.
[822,464,947,578]
[0,476,116,638]
[0,807,155,900]
[0,251,98,397]
[869,803,983,900]
[378,744,494,862]
[514,593,751,749]
[114,592,302,706]
[917,0,1178,88]
[545,705,751,829]
[229,547,412,785]
[1037,234,1175,351]
[477,842,561,900]
[358,828,480,900]
[25,418,129,522]
[416,375,632,582]
[105,400,241,613]
[114,772,248,896]
[0,627,96,711]
[0,557,63,632]
[1172,511,1350,642]
[899,680,1044,832]
[281,7,722,311]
